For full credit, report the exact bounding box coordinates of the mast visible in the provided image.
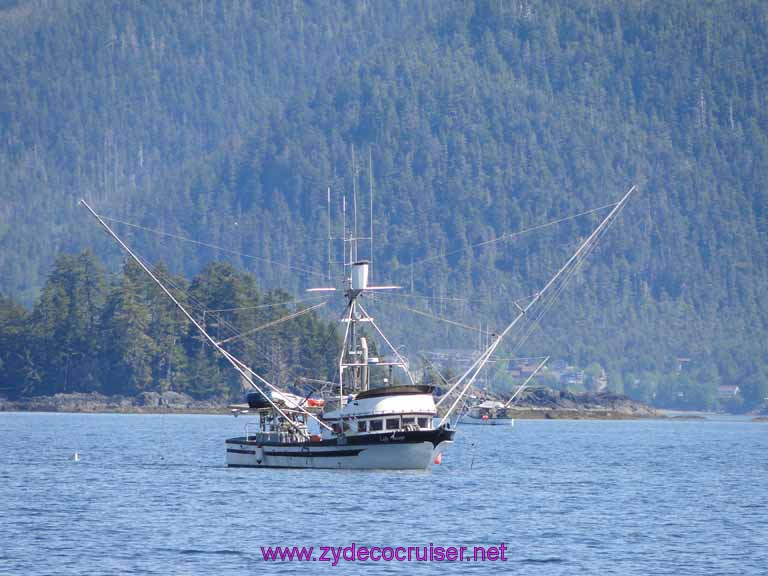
[312,152,415,404]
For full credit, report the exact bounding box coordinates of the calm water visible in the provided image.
[1,413,766,575]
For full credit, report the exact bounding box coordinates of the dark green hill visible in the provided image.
[1,1,766,408]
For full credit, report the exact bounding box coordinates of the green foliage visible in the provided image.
[0,252,339,400]
[100,261,156,395]
[0,1,766,408]
[655,373,718,412]
[28,251,106,394]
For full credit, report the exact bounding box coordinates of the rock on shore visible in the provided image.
[0,392,228,414]
[507,388,657,419]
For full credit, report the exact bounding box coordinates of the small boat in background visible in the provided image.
[459,400,515,426]
[458,355,549,426]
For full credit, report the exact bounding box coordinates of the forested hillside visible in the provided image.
[1,1,767,409]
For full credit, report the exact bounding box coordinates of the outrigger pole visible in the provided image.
[80,200,334,433]
[438,185,638,426]
[503,356,549,408]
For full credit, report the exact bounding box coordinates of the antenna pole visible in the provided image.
[327,186,332,282]
[352,144,358,262]
[369,146,374,280]
[342,193,347,271]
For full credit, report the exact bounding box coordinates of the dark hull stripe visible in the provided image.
[263,449,363,458]
[226,448,256,455]
[228,463,317,469]
[226,428,454,449]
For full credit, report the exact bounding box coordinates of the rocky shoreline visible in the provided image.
[507,388,658,419]
[16,389,763,421]
[1,388,661,419]
[0,391,231,415]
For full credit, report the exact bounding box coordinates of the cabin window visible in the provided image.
[385,418,400,430]
[417,417,430,429]
[369,419,383,431]
[332,423,342,434]
[357,420,367,433]
[401,417,415,425]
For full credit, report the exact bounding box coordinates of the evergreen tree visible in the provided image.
[100,261,155,395]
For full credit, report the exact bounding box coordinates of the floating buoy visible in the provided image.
[433,452,442,465]
[71,452,80,462]
[482,414,489,421]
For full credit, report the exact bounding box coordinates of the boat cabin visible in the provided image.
[467,399,512,420]
[322,384,438,439]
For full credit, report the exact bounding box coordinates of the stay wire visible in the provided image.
[133,256,327,385]
[403,202,617,269]
[100,215,326,278]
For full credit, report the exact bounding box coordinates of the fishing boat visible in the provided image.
[460,400,516,426]
[224,258,456,469]
[81,183,637,470]
[458,356,549,426]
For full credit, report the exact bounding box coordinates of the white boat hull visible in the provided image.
[226,430,453,470]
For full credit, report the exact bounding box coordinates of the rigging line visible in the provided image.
[437,185,636,422]
[207,295,327,313]
[505,267,580,356]
[502,217,617,364]
[373,291,540,307]
[217,302,328,345]
[509,209,619,356]
[81,200,331,434]
[376,292,474,303]
[451,382,475,428]
[404,202,618,269]
[466,196,624,362]
[418,354,453,389]
[377,301,484,333]
[141,258,336,430]
[99,215,327,278]
[507,244,600,357]
[132,254,285,368]
[214,298,344,392]
[357,303,416,386]
[144,261,318,383]
[504,356,550,408]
